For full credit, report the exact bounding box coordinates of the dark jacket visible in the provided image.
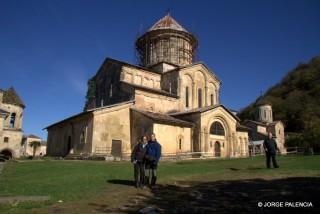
[131,142,148,162]
[146,140,161,163]
[263,138,278,155]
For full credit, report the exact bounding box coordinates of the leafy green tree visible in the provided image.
[83,78,96,111]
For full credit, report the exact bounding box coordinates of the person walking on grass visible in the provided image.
[263,132,280,169]
[145,133,161,188]
[131,135,148,188]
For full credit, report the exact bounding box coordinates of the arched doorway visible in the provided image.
[0,149,13,161]
[209,121,225,157]
[214,141,221,157]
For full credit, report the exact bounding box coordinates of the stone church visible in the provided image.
[244,102,286,154]
[46,14,251,159]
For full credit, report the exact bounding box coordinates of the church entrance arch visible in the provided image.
[207,117,230,158]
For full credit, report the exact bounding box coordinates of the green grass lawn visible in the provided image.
[0,155,319,213]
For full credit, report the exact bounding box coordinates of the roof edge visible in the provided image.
[44,100,135,130]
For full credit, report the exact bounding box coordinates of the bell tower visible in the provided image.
[255,104,273,123]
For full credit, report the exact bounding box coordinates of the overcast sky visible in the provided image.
[1,0,320,139]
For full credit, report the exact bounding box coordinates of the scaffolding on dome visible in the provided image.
[135,16,198,68]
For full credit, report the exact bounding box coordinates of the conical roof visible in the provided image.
[2,87,25,108]
[148,14,188,32]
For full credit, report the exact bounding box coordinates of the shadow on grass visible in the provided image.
[247,167,265,170]
[229,167,266,171]
[97,177,320,213]
[228,167,240,171]
[108,179,135,186]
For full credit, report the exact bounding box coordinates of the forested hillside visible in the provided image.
[239,56,320,150]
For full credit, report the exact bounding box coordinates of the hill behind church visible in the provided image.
[239,56,320,151]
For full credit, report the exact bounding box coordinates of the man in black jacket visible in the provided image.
[131,135,148,188]
[263,132,280,168]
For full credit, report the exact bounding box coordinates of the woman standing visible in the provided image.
[131,135,148,188]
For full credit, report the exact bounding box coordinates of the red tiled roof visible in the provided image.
[149,14,188,33]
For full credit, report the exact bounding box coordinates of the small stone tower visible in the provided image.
[255,103,273,123]
[135,14,198,68]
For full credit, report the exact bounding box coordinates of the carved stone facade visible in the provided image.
[46,15,249,159]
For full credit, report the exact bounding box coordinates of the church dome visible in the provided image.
[135,14,198,68]
[148,14,188,33]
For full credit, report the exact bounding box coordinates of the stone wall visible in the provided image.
[88,59,167,110]
[235,131,249,157]
[134,89,179,113]
[1,103,24,130]
[0,102,24,158]
[161,70,179,95]
[0,129,23,158]
[89,61,133,109]
[173,113,201,152]
[121,65,161,89]
[269,122,286,153]
[92,103,132,158]
[46,113,93,156]
[153,123,192,155]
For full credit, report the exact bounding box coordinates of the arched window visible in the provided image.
[179,138,182,150]
[210,122,225,136]
[185,86,189,107]
[210,94,214,106]
[9,113,16,128]
[198,88,202,107]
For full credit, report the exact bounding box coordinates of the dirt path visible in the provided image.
[0,196,50,204]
